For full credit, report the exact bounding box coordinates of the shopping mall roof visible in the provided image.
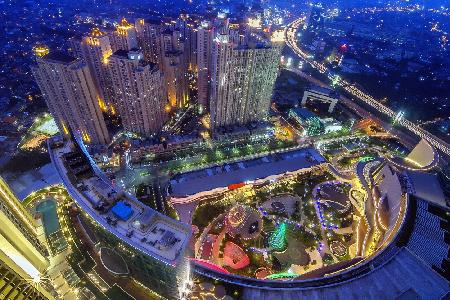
[170,148,326,197]
[405,171,446,207]
[240,248,449,299]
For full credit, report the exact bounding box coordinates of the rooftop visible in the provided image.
[144,18,162,25]
[308,85,338,97]
[89,27,105,37]
[118,17,133,29]
[51,142,190,265]
[289,107,318,120]
[241,248,450,299]
[41,51,77,64]
[112,49,132,58]
[170,147,326,197]
[405,171,446,207]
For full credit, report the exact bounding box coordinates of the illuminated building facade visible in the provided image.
[161,28,183,55]
[80,28,116,112]
[67,37,83,58]
[196,21,214,108]
[109,18,138,53]
[161,29,189,108]
[135,18,163,66]
[109,49,168,136]
[176,14,199,70]
[163,51,189,108]
[210,33,283,131]
[32,51,110,145]
[0,177,55,300]
[49,137,192,299]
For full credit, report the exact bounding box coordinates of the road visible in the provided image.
[285,17,450,157]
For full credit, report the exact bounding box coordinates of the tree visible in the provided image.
[269,222,287,251]
[272,256,282,272]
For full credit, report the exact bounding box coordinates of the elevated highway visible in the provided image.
[285,18,450,157]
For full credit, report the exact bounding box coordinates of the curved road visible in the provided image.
[285,18,450,157]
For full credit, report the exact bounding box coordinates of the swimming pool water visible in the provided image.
[36,199,60,236]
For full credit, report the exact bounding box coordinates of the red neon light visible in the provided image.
[228,182,245,190]
[190,258,231,274]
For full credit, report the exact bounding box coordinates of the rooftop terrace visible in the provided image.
[50,142,190,266]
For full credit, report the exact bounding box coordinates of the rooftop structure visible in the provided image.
[109,17,138,52]
[193,180,449,297]
[301,86,340,113]
[40,51,77,64]
[289,108,324,135]
[117,17,133,32]
[50,140,190,266]
[89,27,106,38]
[32,44,50,57]
[386,138,439,171]
[111,201,134,221]
[169,147,326,201]
[240,247,449,299]
[289,107,317,121]
[404,171,446,207]
[405,138,437,168]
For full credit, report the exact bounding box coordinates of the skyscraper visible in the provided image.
[109,49,168,136]
[209,32,283,131]
[135,18,163,66]
[163,51,189,108]
[176,14,200,70]
[161,29,189,108]
[81,28,115,112]
[109,18,138,53]
[0,177,55,300]
[161,28,183,54]
[32,50,110,145]
[67,36,83,58]
[196,21,214,108]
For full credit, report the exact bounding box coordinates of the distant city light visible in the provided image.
[286,57,293,67]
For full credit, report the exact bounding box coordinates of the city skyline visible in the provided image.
[0,1,449,300]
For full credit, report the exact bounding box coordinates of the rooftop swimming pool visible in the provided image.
[36,199,60,236]
[36,199,67,253]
